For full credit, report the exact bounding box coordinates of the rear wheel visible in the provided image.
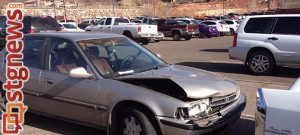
[141,39,150,45]
[118,107,159,135]
[230,28,235,36]
[124,32,134,40]
[184,35,192,40]
[220,33,226,36]
[172,32,181,41]
[247,52,275,75]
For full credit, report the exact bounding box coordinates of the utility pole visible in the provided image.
[63,0,66,21]
[222,0,225,16]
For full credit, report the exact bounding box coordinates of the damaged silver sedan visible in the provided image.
[0,32,246,135]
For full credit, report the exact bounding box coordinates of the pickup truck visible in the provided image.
[153,19,199,41]
[255,78,300,135]
[85,17,158,45]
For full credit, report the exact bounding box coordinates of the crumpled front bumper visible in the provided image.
[158,94,247,135]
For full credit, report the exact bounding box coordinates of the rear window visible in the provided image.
[203,21,216,25]
[219,21,227,24]
[114,18,130,25]
[31,17,60,28]
[244,17,275,33]
[225,21,233,24]
[272,17,300,35]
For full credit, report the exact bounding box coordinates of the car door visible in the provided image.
[17,36,47,112]
[269,17,300,64]
[39,37,102,126]
[102,18,113,33]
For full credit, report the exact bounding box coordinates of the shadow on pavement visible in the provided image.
[225,118,255,135]
[199,49,228,53]
[25,113,105,135]
[177,62,300,78]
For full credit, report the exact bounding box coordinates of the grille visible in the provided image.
[208,93,238,114]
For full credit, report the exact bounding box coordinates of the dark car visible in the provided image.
[199,23,218,38]
[176,19,218,38]
[153,19,199,41]
[0,16,61,50]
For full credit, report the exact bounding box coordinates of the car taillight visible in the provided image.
[28,29,34,34]
[58,27,62,32]
[233,33,238,47]
[138,26,141,32]
[186,25,189,32]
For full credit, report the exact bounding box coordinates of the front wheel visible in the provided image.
[184,35,192,40]
[172,33,181,41]
[247,52,275,75]
[118,107,159,135]
[230,29,235,36]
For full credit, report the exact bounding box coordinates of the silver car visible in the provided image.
[0,32,246,135]
[229,14,300,75]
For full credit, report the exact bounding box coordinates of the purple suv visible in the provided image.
[199,23,218,38]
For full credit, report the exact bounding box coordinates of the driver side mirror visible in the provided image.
[69,67,93,79]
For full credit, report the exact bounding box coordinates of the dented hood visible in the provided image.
[118,65,239,99]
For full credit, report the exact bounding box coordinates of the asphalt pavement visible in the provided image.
[0,36,298,135]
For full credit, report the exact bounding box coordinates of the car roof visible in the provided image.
[25,32,124,41]
[246,14,300,18]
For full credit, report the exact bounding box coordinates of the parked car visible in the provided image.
[222,19,239,35]
[229,14,300,75]
[85,17,158,45]
[150,31,165,43]
[153,19,199,41]
[59,23,85,32]
[0,16,61,50]
[255,78,300,135]
[0,32,246,135]
[199,23,219,38]
[202,20,230,36]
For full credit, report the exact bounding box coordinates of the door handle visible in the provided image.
[108,27,111,28]
[100,27,103,28]
[267,37,278,40]
[44,78,54,85]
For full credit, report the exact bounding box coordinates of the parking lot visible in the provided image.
[1,36,298,135]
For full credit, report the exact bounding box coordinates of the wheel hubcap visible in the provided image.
[251,55,270,72]
[174,34,180,40]
[123,116,143,135]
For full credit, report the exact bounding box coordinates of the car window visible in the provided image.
[177,21,187,25]
[31,17,59,28]
[219,21,227,24]
[225,21,233,24]
[62,24,77,29]
[155,20,165,26]
[143,19,148,23]
[23,36,46,69]
[48,38,87,74]
[203,21,216,25]
[166,20,177,26]
[105,18,112,25]
[272,17,300,35]
[191,20,200,24]
[114,18,129,25]
[0,19,6,28]
[244,17,276,34]
[77,37,166,77]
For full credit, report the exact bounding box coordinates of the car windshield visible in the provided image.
[77,37,167,78]
[62,24,77,29]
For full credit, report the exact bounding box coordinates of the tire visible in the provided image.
[0,83,6,119]
[247,52,275,75]
[172,32,181,41]
[230,28,235,36]
[220,33,225,36]
[155,40,160,43]
[141,39,150,45]
[118,107,159,135]
[184,35,192,40]
[124,32,134,40]
[206,35,212,38]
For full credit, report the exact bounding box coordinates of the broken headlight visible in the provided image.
[176,99,211,119]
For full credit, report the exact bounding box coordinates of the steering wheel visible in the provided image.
[120,55,136,70]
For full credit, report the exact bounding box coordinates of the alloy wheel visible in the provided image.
[123,116,143,135]
[250,55,270,73]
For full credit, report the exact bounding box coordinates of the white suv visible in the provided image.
[229,14,300,75]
